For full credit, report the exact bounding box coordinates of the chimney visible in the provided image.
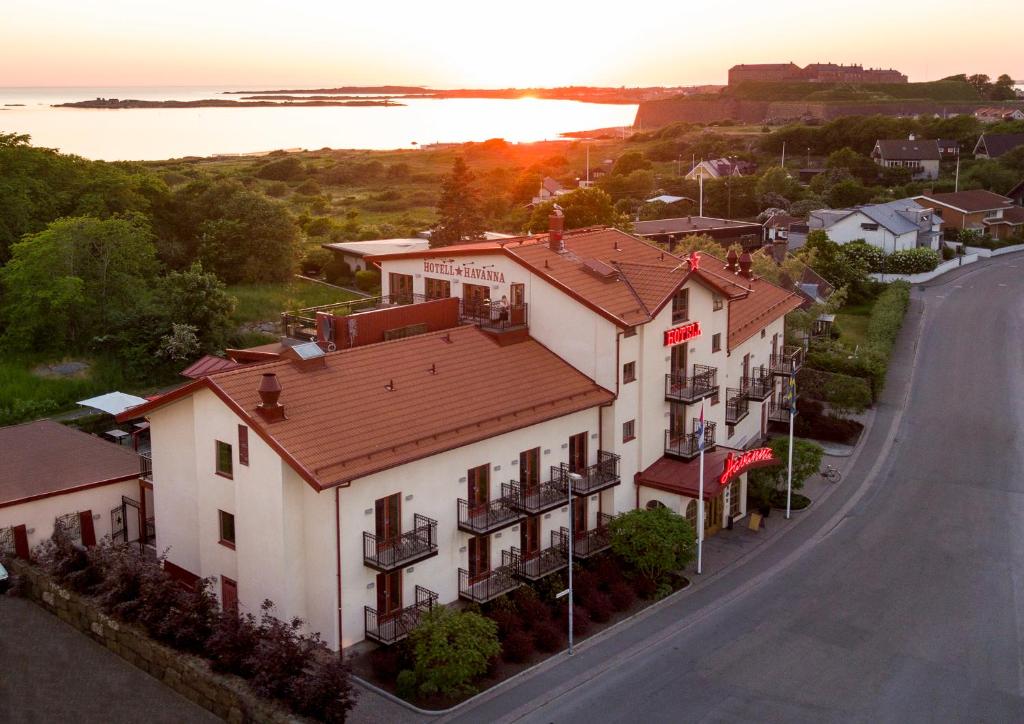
[772,238,787,263]
[548,207,565,252]
[256,373,285,422]
[738,251,753,279]
[726,248,739,272]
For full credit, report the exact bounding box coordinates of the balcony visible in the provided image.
[457,496,522,535]
[770,346,804,376]
[459,564,521,603]
[664,422,717,460]
[459,299,528,333]
[725,388,750,425]
[139,452,153,483]
[502,480,567,516]
[504,538,568,581]
[364,586,438,646]
[665,364,719,403]
[282,293,428,340]
[563,513,614,559]
[742,372,773,401]
[768,393,797,423]
[549,451,622,497]
[362,514,439,572]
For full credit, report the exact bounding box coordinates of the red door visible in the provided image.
[376,570,402,618]
[520,448,540,489]
[569,432,588,474]
[510,283,526,325]
[463,283,490,318]
[468,535,490,582]
[468,464,489,515]
[221,576,238,614]
[375,493,400,543]
[572,496,588,537]
[13,524,29,559]
[389,273,413,303]
[79,510,96,547]
[520,516,540,558]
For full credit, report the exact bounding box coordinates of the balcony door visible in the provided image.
[669,403,687,442]
[671,343,687,379]
[742,353,750,381]
[510,283,526,325]
[467,464,489,515]
[569,432,588,475]
[375,493,400,546]
[389,273,413,304]
[772,333,779,360]
[572,495,588,536]
[705,496,723,536]
[376,570,402,619]
[463,282,489,317]
[468,535,490,582]
[521,515,540,559]
[520,447,540,490]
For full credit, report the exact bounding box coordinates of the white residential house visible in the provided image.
[870,137,941,181]
[685,158,755,181]
[125,222,802,651]
[808,199,942,252]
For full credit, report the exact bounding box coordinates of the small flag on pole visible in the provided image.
[696,403,705,450]
[786,377,797,414]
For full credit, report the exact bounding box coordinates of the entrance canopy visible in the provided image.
[77,391,149,417]
[638,449,733,499]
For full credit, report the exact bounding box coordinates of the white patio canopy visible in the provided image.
[77,391,149,417]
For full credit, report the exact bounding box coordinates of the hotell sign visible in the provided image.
[663,321,701,347]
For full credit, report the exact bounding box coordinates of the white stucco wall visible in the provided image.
[823,212,916,252]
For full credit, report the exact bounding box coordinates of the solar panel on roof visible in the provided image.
[291,341,325,360]
[582,258,618,279]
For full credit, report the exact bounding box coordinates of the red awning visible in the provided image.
[637,449,734,499]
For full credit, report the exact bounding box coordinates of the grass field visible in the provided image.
[835,300,874,349]
[0,355,132,425]
[228,279,362,325]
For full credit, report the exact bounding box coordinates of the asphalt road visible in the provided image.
[0,596,218,723]
[447,255,1024,724]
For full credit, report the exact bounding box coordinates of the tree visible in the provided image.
[527,187,619,231]
[609,507,696,583]
[432,157,485,247]
[826,179,874,208]
[748,437,824,496]
[610,151,651,176]
[799,230,869,290]
[0,214,158,351]
[155,262,236,352]
[826,147,879,185]
[755,166,801,206]
[824,374,872,418]
[410,607,500,697]
[667,233,726,260]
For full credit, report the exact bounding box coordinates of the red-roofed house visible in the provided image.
[127,218,802,650]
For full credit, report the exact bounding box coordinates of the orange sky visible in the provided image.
[2,0,1020,88]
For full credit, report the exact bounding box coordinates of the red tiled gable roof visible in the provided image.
[123,326,614,490]
[0,420,140,507]
[638,449,734,499]
[728,274,803,351]
[916,190,1012,213]
[180,355,246,379]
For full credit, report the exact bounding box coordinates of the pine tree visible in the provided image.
[432,157,484,247]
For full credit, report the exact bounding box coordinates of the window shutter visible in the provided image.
[79,511,97,547]
[238,425,249,466]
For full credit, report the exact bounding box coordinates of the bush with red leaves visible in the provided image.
[501,630,535,663]
[558,604,591,637]
[591,556,626,591]
[290,651,357,724]
[608,582,636,612]
[632,574,659,600]
[488,608,524,640]
[369,647,403,682]
[584,591,613,623]
[532,620,564,652]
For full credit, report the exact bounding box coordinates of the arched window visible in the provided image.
[684,500,697,528]
[646,499,667,510]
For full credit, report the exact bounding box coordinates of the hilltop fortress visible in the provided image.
[728,63,908,85]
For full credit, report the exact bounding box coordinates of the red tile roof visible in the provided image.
[916,190,1012,213]
[637,449,734,499]
[728,274,804,350]
[180,355,247,379]
[0,421,140,507]
[122,326,614,490]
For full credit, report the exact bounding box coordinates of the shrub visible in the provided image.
[572,569,598,598]
[289,652,357,724]
[533,621,564,652]
[256,156,305,181]
[941,245,956,260]
[608,582,636,612]
[885,248,939,274]
[300,247,333,275]
[866,281,910,360]
[34,528,100,593]
[608,507,696,584]
[501,630,535,663]
[410,607,500,697]
[323,255,352,285]
[585,591,613,623]
[840,241,885,273]
[245,602,315,701]
[591,556,625,591]
[822,373,872,418]
[632,575,658,600]
[207,609,261,676]
[395,670,418,700]
[510,588,550,630]
[295,178,322,195]
[369,647,403,682]
[264,181,289,197]
[558,604,591,637]
[304,216,334,237]
[355,269,381,292]
[488,609,523,640]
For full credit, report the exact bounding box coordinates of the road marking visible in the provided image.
[1000,284,1008,287]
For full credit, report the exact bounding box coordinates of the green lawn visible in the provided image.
[0,355,133,425]
[835,301,874,348]
[228,279,362,325]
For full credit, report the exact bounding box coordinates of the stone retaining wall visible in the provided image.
[7,559,299,724]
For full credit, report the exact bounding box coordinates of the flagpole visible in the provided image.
[786,377,795,520]
[697,402,705,575]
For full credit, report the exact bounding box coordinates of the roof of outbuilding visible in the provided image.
[122,326,615,489]
[0,420,140,507]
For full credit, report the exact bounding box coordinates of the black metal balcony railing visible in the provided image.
[362,514,439,572]
[770,346,804,376]
[742,372,773,401]
[563,513,614,559]
[364,585,438,646]
[664,421,717,460]
[550,451,621,497]
[459,300,528,332]
[139,452,153,483]
[502,480,567,516]
[458,564,521,603]
[768,393,798,423]
[457,496,522,535]
[665,364,719,403]
[504,538,569,581]
[725,388,750,425]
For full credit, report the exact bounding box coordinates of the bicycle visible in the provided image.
[822,464,842,484]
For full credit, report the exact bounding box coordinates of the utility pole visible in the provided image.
[955,155,960,192]
[559,472,583,655]
[699,168,704,217]
[785,376,796,519]
[781,141,786,168]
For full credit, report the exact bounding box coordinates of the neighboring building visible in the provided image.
[974,108,1024,124]
[808,199,942,252]
[126,221,802,650]
[1007,180,1024,207]
[633,216,765,250]
[685,158,756,181]
[935,139,960,160]
[870,137,941,180]
[0,420,150,558]
[727,62,907,85]
[322,239,429,273]
[762,213,809,250]
[914,190,1024,240]
[973,133,1024,160]
[531,177,571,206]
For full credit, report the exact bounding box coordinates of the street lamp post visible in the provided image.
[558,472,583,656]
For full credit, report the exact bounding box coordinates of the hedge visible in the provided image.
[885,248,939,274]
[866,281,910,360]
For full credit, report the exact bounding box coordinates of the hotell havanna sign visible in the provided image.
[423,260,506,284]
